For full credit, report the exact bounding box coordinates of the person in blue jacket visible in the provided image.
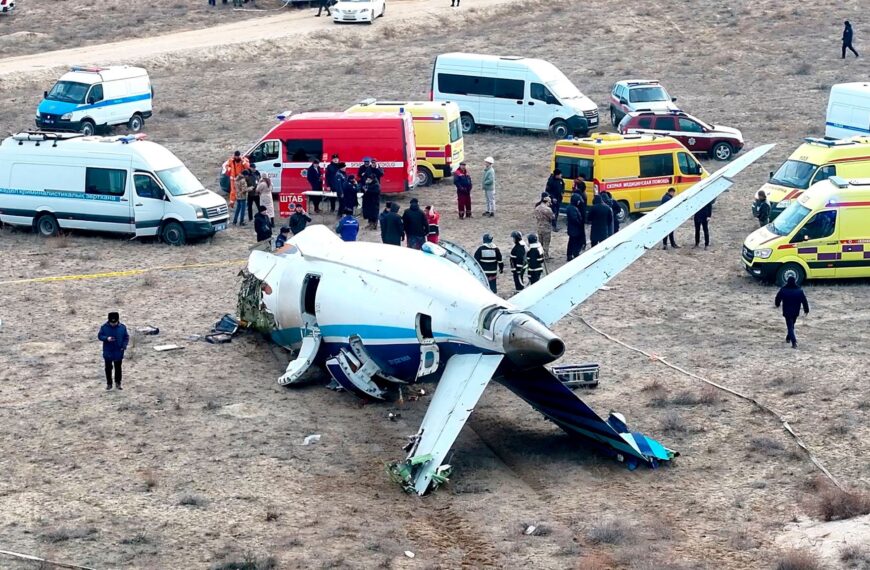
[98,312,129,390]
[336,208,360,242]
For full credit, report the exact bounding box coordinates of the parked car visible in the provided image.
[618,110,744,161]
[332,0,385,23]
[609,79,678,126]
[0,0,14,14]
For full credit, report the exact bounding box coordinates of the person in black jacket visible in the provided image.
[324,154,340,214]
[526,233,544,284]
[587,195,613,247]
[694,201,713,249]
[566,194,585,261]
[775,276,810,348]
[660,188,679,249]
[306,158,323,213]
[254,205,273,244]
[474,234,504,293]
[381,203,404,246]
[402,198,429,249]
[602,191,621,234]
[843,21,859,58]
[545,169,565,231]
[275,226,291,249]
[361,175,381,230]
[316,0,331,17]
[509,230,527,291]
[289,204,312,235]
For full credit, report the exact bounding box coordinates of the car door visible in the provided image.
[491,73,525,128]
[676,151,704,188]
[652,116,676,137]
[528,82,560,131]
[133,171,166,237]
[676,117,707,153]
[248,139,282,194]
[790,209,838,279]
[86,83,106,125]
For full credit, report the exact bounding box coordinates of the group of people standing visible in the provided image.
[451,157,497,219]
[473,231,545,294]
[222,151,276,244]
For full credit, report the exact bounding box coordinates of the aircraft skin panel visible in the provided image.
[409,353,504,494]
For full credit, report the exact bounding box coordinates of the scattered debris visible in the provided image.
[213,314,243,335]
[387,412,401,421]
[154,344,183,352]
[404,551,415,559]
[136,326,159,335]
[389,454,452,494]
[551,363,600,389]
[186,334,202,341]
[524,525,537,535]
[205,333,233,344]
[302,434,321,446]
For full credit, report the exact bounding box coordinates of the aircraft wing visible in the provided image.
[400,353,504,495]
[508,144,774,327]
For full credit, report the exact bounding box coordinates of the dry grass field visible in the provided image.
[1,0,870,568]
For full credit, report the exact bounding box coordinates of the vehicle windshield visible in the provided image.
[771,203,811,236]
[448,118,462,143]
[155,165,205,196]
[629,86,668,103]
[46,81,90,104]
[770,160,815,189]
[546,78,581,100]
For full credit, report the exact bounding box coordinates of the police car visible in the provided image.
[618,109,744,161]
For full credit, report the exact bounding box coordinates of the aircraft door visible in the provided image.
[301,273,320,329]
[416,313,440,378]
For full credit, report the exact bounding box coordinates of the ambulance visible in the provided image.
[344,99,464,186]
[551,133,707,222]
[760,136,870,220]
[246,112,416,215]
[743,176,870,286]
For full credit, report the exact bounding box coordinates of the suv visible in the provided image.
[618,110,744,161]
[609,80,677,127]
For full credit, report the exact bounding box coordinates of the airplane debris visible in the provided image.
[524,525,537,535]
[205,333,233,344]
[302,434,321,446]
[387,412,401,421]
[154,344,183,352]
[404,551,415,559]
[213,314,243,336]
[552,363,600,389]
[388,453,452,494]
[136,326,159,335]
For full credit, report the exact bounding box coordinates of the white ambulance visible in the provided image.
[0,132,228,245]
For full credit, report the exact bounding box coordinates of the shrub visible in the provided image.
[776,549,822,570]
[586,518,633,545]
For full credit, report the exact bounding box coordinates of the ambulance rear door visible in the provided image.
[836,205,870,278]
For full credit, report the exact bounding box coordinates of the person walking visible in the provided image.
[361,175,381,230]
[222,150,249,209]
[316,0,331,17]
[694,201,713,249]
[381,203,404,246]
[289,203,312,235]
[482,157,496,217]
[232,173,249,226]
[336,208,359,242]
[526,234,544,284]
[307,157,323,213]
[754,190,771,227]
[566,194,585,261]
[843,21,859,58]
[775,276,810,349]
[402,198,429,249]
[98,312,129,391]
[660,188,679,249]
[534,193,555,259]
[546,169,565,231]
[325,154,341,215]
[254,205,273,245]
[588,195,613,247]
[275,226,291,249]
[257,174,275,226]
[474,234,504,293]
[509,230,527,291]
[424,205,440,244]
[454,162,473,218]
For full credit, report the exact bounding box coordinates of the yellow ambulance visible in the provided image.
[743,176,870,286]
[551,133,708,221]
[345,99,464,186]
[760,136,870,220]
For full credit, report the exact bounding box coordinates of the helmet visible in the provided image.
[527,233,538,244]
[510,230,522,241]
[482,233,493,244]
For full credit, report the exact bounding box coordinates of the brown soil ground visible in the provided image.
[1,0,869,569]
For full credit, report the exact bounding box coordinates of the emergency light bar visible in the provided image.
[803,137,856,147]
[828,176,849,188]
[276,110,293,121]
[70,65,106,73]
[118,134,148,144]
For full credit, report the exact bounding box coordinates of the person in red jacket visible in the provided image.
[424,205,440,244]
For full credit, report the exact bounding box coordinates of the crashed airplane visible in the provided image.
[241,144,772,494]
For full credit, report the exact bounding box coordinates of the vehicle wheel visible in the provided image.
[80,120,96,136]
[776,263,805,287]
[611,110,619,127]
[712,141,733,161]
[460,113,476,134]
[616,201,630,224]
[549,120,570,139]
[415,167,434,187]
[128,113,144,132]
[35,213,60,237]
[161,221,186,246]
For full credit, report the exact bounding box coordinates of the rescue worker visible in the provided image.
[775,276,810,349]
[316,0,331,17]
[379,201,392,230]
[694,201,713,249]
[275,226,291,249]
[256,174,275,226]
[254,205,273,245]
[572,175,588,207]
[534,193,555,259]
[754,190,771,227]
[98,311,129,391]
[566,194,585,261]
[482,156,496,217]
[341,172,359,214]
[336,208,359,242]
[324,154,341,214]
[453,162,473,218]
[509,230,527,291]
[381,203,404,246]
[526,233,544,284]
[843,21,859,58]
[588,194,613,247]
[361,175,381,230]
[289,203,312,235]
[602,191,620,234]
[474,234,504,293]
[307,157,323,213]
[222,151,249,208]
[545,169,565,231]
[424,205,441,244]
[368,158,385,181]
[402,198,429,249]
[660,188,679,249]
[232,173,249,226]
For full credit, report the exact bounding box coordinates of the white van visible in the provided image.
[36,66,153,136]
[0,132,228,245]
[825,83,870,139]
[430,53,599,137]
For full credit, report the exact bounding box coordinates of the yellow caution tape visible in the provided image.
[0,259,247,286]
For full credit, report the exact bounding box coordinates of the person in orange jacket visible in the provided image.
[424,205,440,244]
[222,151,249,207]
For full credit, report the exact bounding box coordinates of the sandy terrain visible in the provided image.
[1,0,870,568]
